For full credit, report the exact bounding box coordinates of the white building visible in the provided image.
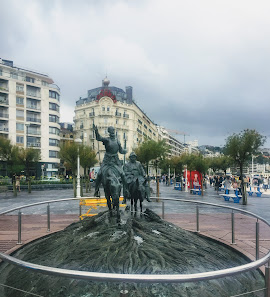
[0,58,61,177]
[73,77,159,164]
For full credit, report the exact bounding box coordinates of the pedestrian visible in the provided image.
[16,175,21,192]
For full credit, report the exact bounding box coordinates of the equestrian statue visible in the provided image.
[93,125,129,222]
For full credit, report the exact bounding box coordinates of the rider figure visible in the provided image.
[123,152,151,203]
[93,124,128,198]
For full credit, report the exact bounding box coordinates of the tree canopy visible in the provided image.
[224,129,266,205]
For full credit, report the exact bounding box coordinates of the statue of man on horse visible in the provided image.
[93,125,129,221]
[123,152,151,212]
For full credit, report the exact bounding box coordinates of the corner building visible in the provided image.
[0,58,61,177]
[74,78,159,163]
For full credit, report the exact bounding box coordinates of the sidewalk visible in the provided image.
[0,183,270,270]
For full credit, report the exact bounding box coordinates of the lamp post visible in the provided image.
[75,138,83,198]
[25,123,30,148]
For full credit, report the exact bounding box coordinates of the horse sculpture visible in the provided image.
[102,168,122,222]
[129,177,147,213]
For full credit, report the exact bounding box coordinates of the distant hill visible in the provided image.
[199,145,223,154]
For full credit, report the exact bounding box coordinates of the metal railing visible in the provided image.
[0,197,270,295]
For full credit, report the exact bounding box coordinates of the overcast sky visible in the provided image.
[1,0,270,147]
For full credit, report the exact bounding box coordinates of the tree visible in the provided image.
[208,155,232,175]
[134,140,168,175]
[0,137,24,196]
[20,148,41,193]
[80,145,98,194]
[224,129,266,205]
[59,142,80,197]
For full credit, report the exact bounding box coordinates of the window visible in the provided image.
[123,132,126,139]
[116,119,118,124]
[16,136,24,144]
[26,76,35,83]
[144,124,147,129]
[124,121,126,126]
[107,106,110,111]
[49,150,59,158]
[11,73,18,79]
[49,114,59,123]
[102,106,105,111]
[138,119,142,125]
[104,118,108,124]
[16,109,24,118]
[49,102,59,112]
[16,84,24,93]
[42,81,48,86]
[49,90,60,101]
[49,126,60,135]
[16,97,24,105]
[16,123,24,131]
[0,69,2,76]
[49,138,60,146]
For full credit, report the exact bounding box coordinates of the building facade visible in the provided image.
[73,78,159,164]
[0,58,61,177]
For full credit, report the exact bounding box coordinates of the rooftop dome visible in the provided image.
[102,76,110,87]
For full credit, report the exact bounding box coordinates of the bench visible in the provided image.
[174,183,181,191]
[79,197,126,220]
[219,193,242,203]
[191,188,201,195]
[247,187,263,197]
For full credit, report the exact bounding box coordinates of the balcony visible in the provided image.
[27,105,41,111]
[0,127,8,132]
[0,99,8,106]
[26,117,41,123]
[0,86,8,92]
[0,112,8,119]
[99,111,113,116]
[26,92,41,98]
[123,113,129,119]
[27,142,41,148]
[89,112,95,117]
[28,130,41,136]
[115,111,121,117]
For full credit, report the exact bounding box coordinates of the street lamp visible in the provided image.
[75,138,83,198]
[25,123,30,148]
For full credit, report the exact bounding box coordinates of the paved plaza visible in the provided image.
[0,182,270,265]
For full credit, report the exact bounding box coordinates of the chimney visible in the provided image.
[126,86,133,104]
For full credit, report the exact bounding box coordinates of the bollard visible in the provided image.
[256,219,260,260]
[231,211,235,244]
[162,201,165,219]
[47,203,51,232]
[17,210,22,245]
[196,204,200,233]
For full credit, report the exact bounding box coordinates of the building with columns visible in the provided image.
[73,77,159,164]
[0,58,61,177]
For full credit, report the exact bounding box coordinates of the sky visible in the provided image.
[1,0,270,147]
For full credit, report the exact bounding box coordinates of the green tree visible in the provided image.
[135,140,167,175]
[80,145,98,194]
[20,148,41,193]
[0,137,24,196]
[59,142,80,197]
[224,129,266,205]
[208,155,232,175]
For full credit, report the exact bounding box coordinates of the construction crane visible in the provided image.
[166,128,190,144]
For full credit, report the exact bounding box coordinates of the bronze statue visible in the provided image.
[123,152,151,212]
[93,125,128,221]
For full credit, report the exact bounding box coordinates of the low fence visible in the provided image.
[0,197,270,296]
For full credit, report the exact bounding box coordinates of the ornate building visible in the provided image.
[73,78,159,164]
